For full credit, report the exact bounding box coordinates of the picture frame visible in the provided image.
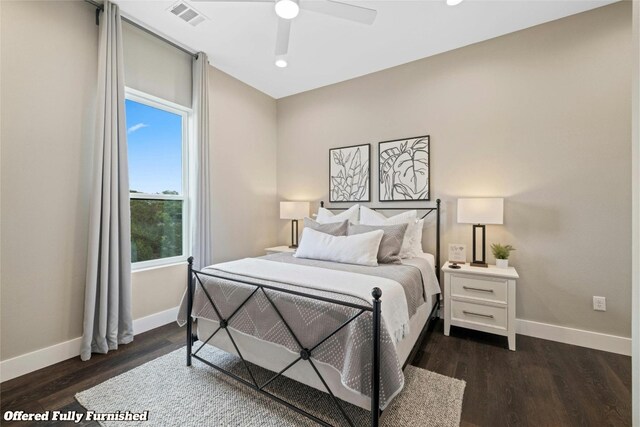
[378,135,430,201]
[448,244,467,263]
[329,143,371,203]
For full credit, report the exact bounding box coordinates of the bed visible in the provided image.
[178,201,441,426]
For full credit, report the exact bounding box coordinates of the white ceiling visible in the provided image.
[116,0,617,99]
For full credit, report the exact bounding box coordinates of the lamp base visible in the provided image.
[289,219,299,248]
[471,224,488,268]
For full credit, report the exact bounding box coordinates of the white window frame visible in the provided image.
[126,88,191,270]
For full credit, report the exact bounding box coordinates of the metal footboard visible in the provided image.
[185,256,383,427]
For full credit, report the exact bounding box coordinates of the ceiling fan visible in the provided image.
[192,0,377,67]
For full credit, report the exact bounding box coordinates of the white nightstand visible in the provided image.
[265,246,296,255]
[443,262,519,351]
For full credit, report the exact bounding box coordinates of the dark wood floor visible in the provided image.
[415,322,631,427]
[1,320,631,426]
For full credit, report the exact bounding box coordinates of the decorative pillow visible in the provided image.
[303,217,348,236]
[359,206,417,258]
[316,204,359,224]
[409,219,425,257]
[348,223,408,264]
[294,228,383,266]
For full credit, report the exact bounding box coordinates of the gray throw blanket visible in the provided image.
[177,254,436,409]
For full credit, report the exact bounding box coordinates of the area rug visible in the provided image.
[76,345,465,426]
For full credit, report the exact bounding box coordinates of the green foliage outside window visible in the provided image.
[131,192,182,263]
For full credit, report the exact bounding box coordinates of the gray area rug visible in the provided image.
[76,344,465,426]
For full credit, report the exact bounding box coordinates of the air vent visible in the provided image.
[168,2,207,27]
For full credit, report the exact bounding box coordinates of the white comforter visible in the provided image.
[212,257,411,343]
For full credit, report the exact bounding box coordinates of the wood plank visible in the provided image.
[414,320,631,426]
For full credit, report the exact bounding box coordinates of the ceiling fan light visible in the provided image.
[275,56,288,68]
[446,0,464,5]
[275,0,299,20]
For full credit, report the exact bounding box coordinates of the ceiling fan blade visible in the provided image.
[301,0,377,25]
[191,0,272,2]
[275,18,292,56]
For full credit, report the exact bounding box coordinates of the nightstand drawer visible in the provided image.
[451,301,507,330]
[450,274,507,303]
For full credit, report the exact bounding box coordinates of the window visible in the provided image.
[125,90,190,268]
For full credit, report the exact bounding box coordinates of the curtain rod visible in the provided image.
[85,0,199,59]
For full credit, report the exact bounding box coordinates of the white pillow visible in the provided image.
[294,227,383,266]
[360,206,416,225]
[359,207,417,258]
[410,219,425,257]
[316,204,360,224]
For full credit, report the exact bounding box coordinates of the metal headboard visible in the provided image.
[319,199,442,281]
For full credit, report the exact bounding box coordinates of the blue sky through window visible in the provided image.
[126,99,183,194]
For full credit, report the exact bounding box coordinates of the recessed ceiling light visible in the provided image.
[275,58,288,68]
[275,0,299,20]
[446,0,464,5]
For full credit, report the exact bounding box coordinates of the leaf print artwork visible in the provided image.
[379,136,430,201]
[329,144,370,202]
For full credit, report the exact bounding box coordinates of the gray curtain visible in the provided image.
[81,1,133,361]
[191,53,213,269]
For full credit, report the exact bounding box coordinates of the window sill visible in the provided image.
[132,258,188,273]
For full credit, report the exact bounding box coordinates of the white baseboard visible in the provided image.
[0,306,180,383]
[516,319,631,356]
[133,306,180,336]
[0,337,83,384]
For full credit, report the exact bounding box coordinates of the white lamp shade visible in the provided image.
[457,198,504,225]
[280,201,309,220]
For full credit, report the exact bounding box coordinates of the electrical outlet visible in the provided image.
[593,296,606,312]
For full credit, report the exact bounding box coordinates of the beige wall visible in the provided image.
[209,67,278,263]
[131,264,186,320]
[276,2,633,337]
[0,1,277,360]
[1,1,98,361]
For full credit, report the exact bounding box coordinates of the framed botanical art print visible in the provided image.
[329,144,370,202]
[379,135,430,201]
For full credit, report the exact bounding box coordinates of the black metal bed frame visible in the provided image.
[185,199,441,427]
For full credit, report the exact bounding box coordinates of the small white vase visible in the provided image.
[496,259,509,269]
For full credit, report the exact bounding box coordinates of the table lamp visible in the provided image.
[280,201,310,248]
[457,198,504,267]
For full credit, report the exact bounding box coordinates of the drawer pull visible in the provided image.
[463,310,494,319]
[463,286,494,293]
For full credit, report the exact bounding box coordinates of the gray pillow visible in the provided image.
[303,217,349,236]
[348,223,408,264]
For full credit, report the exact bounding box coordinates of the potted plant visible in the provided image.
[491,243,515,268]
